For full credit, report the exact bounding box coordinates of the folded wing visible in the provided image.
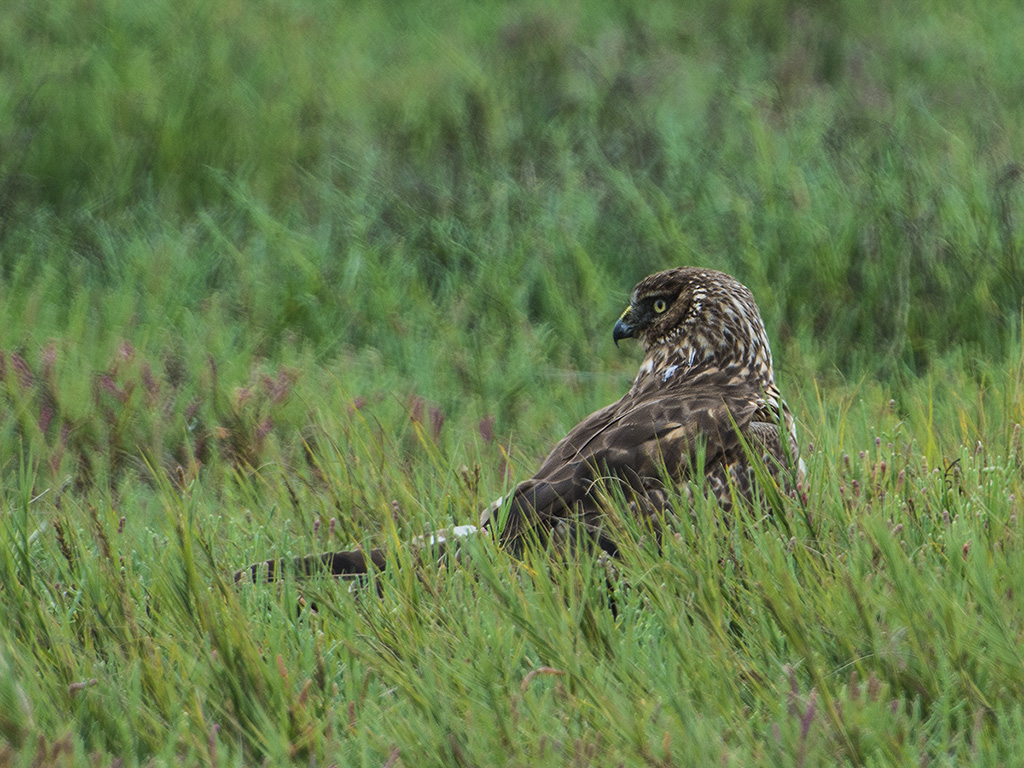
[491,372,774,547]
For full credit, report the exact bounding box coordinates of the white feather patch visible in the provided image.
[413,525,480,547]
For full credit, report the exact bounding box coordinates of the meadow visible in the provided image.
[1,0,1024,764]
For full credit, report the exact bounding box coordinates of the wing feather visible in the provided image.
[495,373,766,545]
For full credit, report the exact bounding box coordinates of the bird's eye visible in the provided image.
[653,299,667,313]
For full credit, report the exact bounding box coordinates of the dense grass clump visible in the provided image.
[2,377,1024,766]
[1,0,1024,764]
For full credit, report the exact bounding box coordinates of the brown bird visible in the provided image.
[236,267,801,582]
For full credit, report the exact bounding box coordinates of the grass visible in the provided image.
[3,376,1024,766]
[1,0,1024,764]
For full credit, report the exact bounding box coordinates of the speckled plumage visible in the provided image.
[485,267,802,550]
[237,267,801,582]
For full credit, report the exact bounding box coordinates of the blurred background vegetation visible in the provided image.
[2,0,1022,489]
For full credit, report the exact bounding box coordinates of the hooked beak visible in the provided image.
[613,307,635,347]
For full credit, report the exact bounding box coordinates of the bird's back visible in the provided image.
[490,367,795,548]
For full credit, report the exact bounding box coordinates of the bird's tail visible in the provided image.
[234,525,480,583]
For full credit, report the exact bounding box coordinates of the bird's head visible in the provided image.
[613,267,776,389]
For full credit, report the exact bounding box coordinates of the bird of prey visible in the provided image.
[236,267,801,582]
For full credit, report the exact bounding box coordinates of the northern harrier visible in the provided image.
[237,267,801,582]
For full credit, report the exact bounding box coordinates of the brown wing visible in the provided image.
[493,373,765,548]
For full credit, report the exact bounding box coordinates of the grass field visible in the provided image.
[2,0,1024,764]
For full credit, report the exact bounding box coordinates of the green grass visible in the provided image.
[3,377,1024,766]
[2,0,1024,764]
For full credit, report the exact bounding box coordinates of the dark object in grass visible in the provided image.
[236,267,803,583]
[237,546,388,584]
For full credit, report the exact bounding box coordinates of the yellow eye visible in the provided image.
[653,299,667,313]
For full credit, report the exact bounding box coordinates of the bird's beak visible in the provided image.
[613,307,635,347]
